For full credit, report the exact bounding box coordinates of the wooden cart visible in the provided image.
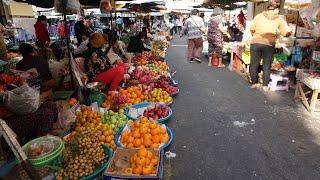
[294,69,320,112]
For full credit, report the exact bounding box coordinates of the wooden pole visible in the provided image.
[0,120,41,180]
[62,0,75,89]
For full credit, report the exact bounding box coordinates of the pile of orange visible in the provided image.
[102,93,115,108]
[120,117,170,148]
[135,58,148,66]
[97,124,116,150]
[75,108,101,129]
[125,148,159,175]
[119,86,144,105]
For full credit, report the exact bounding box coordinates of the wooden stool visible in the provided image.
[294,81,320,112]
[268,74,289,91]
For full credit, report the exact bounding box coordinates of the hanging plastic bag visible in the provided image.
[6,84,40,115]
[55,0,80,14]
[100,0,114,13]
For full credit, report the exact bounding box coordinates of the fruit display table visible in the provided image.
[294,69,320,112]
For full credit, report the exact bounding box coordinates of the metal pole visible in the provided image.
[62,0,75,89]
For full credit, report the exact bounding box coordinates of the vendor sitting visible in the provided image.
[127,32,151,54]
[16,43,53,83]
[83,33,127,93]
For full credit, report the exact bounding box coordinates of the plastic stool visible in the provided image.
[268,74,289,91]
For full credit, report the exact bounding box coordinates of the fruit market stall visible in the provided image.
[0,34,178,179]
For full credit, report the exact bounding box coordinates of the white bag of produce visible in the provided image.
[6,84,40,115]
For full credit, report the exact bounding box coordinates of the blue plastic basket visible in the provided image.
[114,125,174,150]
[125,102,173,124]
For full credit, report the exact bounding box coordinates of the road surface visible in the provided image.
[164,36,320,180]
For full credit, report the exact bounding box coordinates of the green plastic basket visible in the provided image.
[53,144,113,180]
[81,144,113,180]
[22,136,65,168]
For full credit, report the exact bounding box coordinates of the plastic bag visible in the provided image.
[54,0,80,14]
[48,59,68,83]
[6,84,40,115]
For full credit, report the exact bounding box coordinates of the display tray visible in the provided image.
[296,69,320,90]
[103,148,163,180]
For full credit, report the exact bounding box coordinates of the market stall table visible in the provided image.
[294,69,320,112]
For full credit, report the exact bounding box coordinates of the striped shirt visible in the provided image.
[184,15,205,40]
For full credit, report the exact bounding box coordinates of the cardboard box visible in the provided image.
[103,148,163,180]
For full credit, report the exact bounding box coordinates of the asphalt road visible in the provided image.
[164,36,320,180]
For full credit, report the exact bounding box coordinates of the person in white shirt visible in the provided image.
[176,18,183,35]
[183,9,205,63]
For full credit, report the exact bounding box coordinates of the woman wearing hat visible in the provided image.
[249,0,292,91]
[207,7,230,67]
[83,33,127,92]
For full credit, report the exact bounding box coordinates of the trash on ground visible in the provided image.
[233,121,255,128]
[165,151,176,159]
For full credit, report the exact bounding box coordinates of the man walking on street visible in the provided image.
[183,9,205,63]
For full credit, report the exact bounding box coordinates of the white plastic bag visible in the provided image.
[6,84,40,115]
[55,0,80,14]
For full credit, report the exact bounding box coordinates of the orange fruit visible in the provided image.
[160,127,166,134]
[136,156,146,167]
[140,117,148,124]
[150,156,159,166]
[145,157,151,165]
[132,166,142,175]
[127,142,134,148]
[131,153,138,163]
[142,165,152,175]
[147,151,153,159]
[149,122,157,129]
[132,130,140,138]
[137,148,148,157]
[133,138,142,147]
[161,134,169,143]
[150,128,160,136]
[152,135,160,143]
[134,121,140,128]
[143,133,152,140]
[143,138,152,148]
[150,143,160,148]
[127,136,134,143]
[140,126,149,134]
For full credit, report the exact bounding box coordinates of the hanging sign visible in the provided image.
[100,0,115,13]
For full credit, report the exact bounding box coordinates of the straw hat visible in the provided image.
[90,33,108,49]
[211,7,224,15]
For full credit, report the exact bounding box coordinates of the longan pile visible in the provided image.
[56,128,106,180]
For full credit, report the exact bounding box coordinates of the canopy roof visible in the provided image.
[13,0,133,8]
